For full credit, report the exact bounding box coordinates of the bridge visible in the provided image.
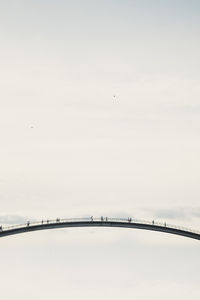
[0,217,200,240]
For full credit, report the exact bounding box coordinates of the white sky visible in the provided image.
[0,1,200,299]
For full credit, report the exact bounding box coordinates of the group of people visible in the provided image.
[91,216,133,223]
[24,218,168,228]
[1,218,168,231]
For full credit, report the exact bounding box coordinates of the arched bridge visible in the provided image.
[0,217,200,240]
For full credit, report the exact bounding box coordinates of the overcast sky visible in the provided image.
[0,1,200,299]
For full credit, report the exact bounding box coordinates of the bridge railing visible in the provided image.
[1,217,200,235]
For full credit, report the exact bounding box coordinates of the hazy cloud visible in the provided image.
[0,215,35,225]
[149,207,200,221]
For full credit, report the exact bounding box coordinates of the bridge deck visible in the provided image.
[0,217,200,240]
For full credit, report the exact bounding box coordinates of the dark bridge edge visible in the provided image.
[0,221,200,240]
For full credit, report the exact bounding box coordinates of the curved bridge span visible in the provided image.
[0,217,200,240]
